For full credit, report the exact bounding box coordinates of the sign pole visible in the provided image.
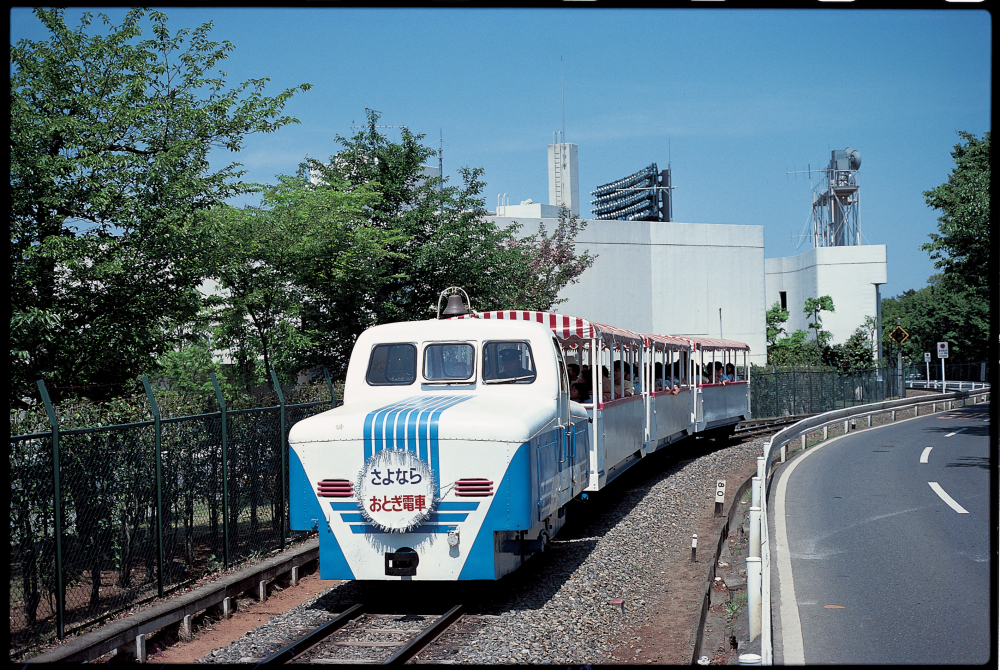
[925,353,930,387]
[936,342,949,391]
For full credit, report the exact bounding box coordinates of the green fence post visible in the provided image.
[140,377,166,598]
[323,368,337,408]
[269,370,286,553]
[36,380,65,639]
[210,373,230,569]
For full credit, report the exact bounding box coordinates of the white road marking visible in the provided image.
[945,427,967,437]
[919,447,932,464]
[928,482,969,514]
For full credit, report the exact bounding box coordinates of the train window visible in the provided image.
[366,343,417,385]
[482,341,536,384]
[423,343,475,382]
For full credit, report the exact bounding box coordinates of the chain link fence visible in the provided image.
[749,360,989,420]
[10,372,341,659]
[750,364,901,419]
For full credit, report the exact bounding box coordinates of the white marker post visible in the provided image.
[715,479,726,517]
[924,352,931,387]
[937,342,948,391]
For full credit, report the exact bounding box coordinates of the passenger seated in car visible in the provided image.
[711,361,727,384]
[614,363,634,397]
[570,382,591,404]
[567,363,581,384]
[601,365,613,402]
[654,362,665,391]
[625,364,640,394]
[498,348,534,380]
[726,363,740,381]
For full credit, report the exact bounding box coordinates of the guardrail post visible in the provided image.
[270,369,287,552]
[36,380,65,639]
[140,377,165,598]
[751,477,761,510]
[749,506,761,558]
[756,456,765,483]
[210,373,230,568]
[747,556,762,641]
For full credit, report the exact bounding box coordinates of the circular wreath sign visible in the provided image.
[355,449,437,532]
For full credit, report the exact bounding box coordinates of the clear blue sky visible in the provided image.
[11,7,991,298]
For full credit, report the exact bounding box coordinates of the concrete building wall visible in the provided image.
[764,245,887,346]
[487,216,768,365]
[547,143,579,216]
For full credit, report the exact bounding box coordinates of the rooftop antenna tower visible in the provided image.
[788,148,862,247]
[548,57,579,216]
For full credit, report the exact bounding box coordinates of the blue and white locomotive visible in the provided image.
[289,301,750,581]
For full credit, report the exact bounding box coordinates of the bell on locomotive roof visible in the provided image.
[437,287,472,319]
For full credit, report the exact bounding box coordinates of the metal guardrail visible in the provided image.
[906,380,990,392]
[27,538,319,664]
[744,384,990,664]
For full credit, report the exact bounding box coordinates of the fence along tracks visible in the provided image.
[259,603,466,665]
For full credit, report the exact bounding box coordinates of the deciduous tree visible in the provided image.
[10,8,310,405]
[922,131,990,302]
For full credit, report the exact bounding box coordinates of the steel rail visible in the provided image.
[381,604,464,665]
[256,603,363,666]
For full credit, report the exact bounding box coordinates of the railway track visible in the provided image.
[258,603,469,665]
[732,414,812,439]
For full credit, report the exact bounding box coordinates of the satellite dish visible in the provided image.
[848,149,861,171]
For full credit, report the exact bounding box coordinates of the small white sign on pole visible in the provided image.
[924,352,931,363]
[937,342,948,391]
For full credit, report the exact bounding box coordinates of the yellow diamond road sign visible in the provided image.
[889,326,909,344]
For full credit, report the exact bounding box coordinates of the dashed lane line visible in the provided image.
[928,482,969,514]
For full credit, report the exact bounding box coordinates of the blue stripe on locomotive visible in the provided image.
[289,446,355,579]
[363,395,471,496]
[458,440,531,580]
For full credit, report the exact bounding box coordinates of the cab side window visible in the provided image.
[366,343,417,385]
[482,341,536,383]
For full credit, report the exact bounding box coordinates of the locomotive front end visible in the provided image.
[289,317,583,581]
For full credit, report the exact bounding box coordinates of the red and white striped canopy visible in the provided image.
[684,336,751,352]
[454,310,644,348]
[645,333,693,352]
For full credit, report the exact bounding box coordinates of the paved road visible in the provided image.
[771,402,991,664]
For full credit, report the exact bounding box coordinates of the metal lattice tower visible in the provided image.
[811,148,861,247]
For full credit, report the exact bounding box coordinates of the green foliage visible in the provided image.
[198,174,391,392]
[509,206,598,311]
[824,327,874,370]
[921,131,990,302]
[766,296,833,366]
[765,302,789,346]
[301,109,591,375]
[10,8,310,407]
[767,328,819,367]
[880,273,989,364]
[802,295,835,349]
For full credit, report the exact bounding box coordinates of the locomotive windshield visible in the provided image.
[423,343,475,382]
[482,341,536,383]
[366,343,417,385]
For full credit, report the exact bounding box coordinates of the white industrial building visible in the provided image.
[765,245,887,347]
[487,141,887,366]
